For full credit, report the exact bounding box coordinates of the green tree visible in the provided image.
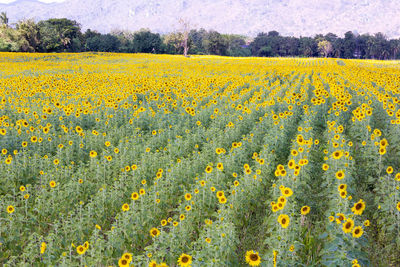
[324,33,338,43]
[38,18,82,52]
[332,38,344,58]
[299,37,317,57]
[132,29,162,53]
[111,30,135,52]
[250,32,270,56]
[84,30,121,52]
[202,30,227,55]
[16,19,40,52]
[365,33,388,59]
[0,25,19,51]
[356,34,370,59]
[188,28,207,54]
[318,40,333,57]
[286,37,300,57]
[342,31,356,58]
[267,31,281,56]
[249,31,284,57]
[223,34,250,57]
[389,39,400,59]
[163,32,184,54]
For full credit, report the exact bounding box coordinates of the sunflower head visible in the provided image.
[351,199,366,215]
[386,166,393,174]
[205,166,212,173]
[219,196,227,204]
[118,257,129,267]
[336,213,346,224]
[89,150,97,158]
[332,150,343,159]
[335,170,345,180]
[352,226,363,238]
[131,192,139,200]
[122,203,129,211]
[245,250,261,266]
[278,214,290,228]
[150,227,160,237]
[177,253,192,267]
[282,187,293,197]
[342,219,354,233]
[338,184,347,191]
[49,180,56,188]
[301,206,310,215]
[76,245,86,255]
[7,205,15,214]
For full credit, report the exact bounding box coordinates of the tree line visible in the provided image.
[1,13,400,59]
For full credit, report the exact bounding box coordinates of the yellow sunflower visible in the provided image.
[342,218,354,234]
[322,163,329,171]
[245,250,261,266]
[351,199,366,215]
[336,213,346,224]
[301,206,310,215]
[149,227,160,237]
[386,166,393,174]
[49,180,57,188]
[278,214,290,228]
[177,253,192,267]
[352,226,363,238]
[122,203,129,211]
[338,184,347,192]
[131,192,139,200]
[205,166,213,173]
[218,196,227,204]
[40,242,46,254]
[118,257,129,267]
[76,245,86,255]
[281,187,293,197]
[332,150,343,159]
[335,170,345,180]
[89,150,97,158]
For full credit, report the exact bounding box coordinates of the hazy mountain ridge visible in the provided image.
[1,0,399,38]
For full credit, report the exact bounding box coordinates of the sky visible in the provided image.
[0,0,64,3]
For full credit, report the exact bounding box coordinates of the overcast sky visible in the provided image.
[0,0,64,3]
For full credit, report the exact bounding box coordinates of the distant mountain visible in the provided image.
[1,0,400,38]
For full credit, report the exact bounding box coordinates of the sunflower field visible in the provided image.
[0,53,399,266]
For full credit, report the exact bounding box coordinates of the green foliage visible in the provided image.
[131,29,162,53]
[84,30,121,52]
[0,12,399,59]
[0,12,8,26]
[0,25,19,51]
[37,18,82,52]
[202,31,228,56]
[16,19,40,52]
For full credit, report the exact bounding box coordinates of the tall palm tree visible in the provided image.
[0,12,8,27]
